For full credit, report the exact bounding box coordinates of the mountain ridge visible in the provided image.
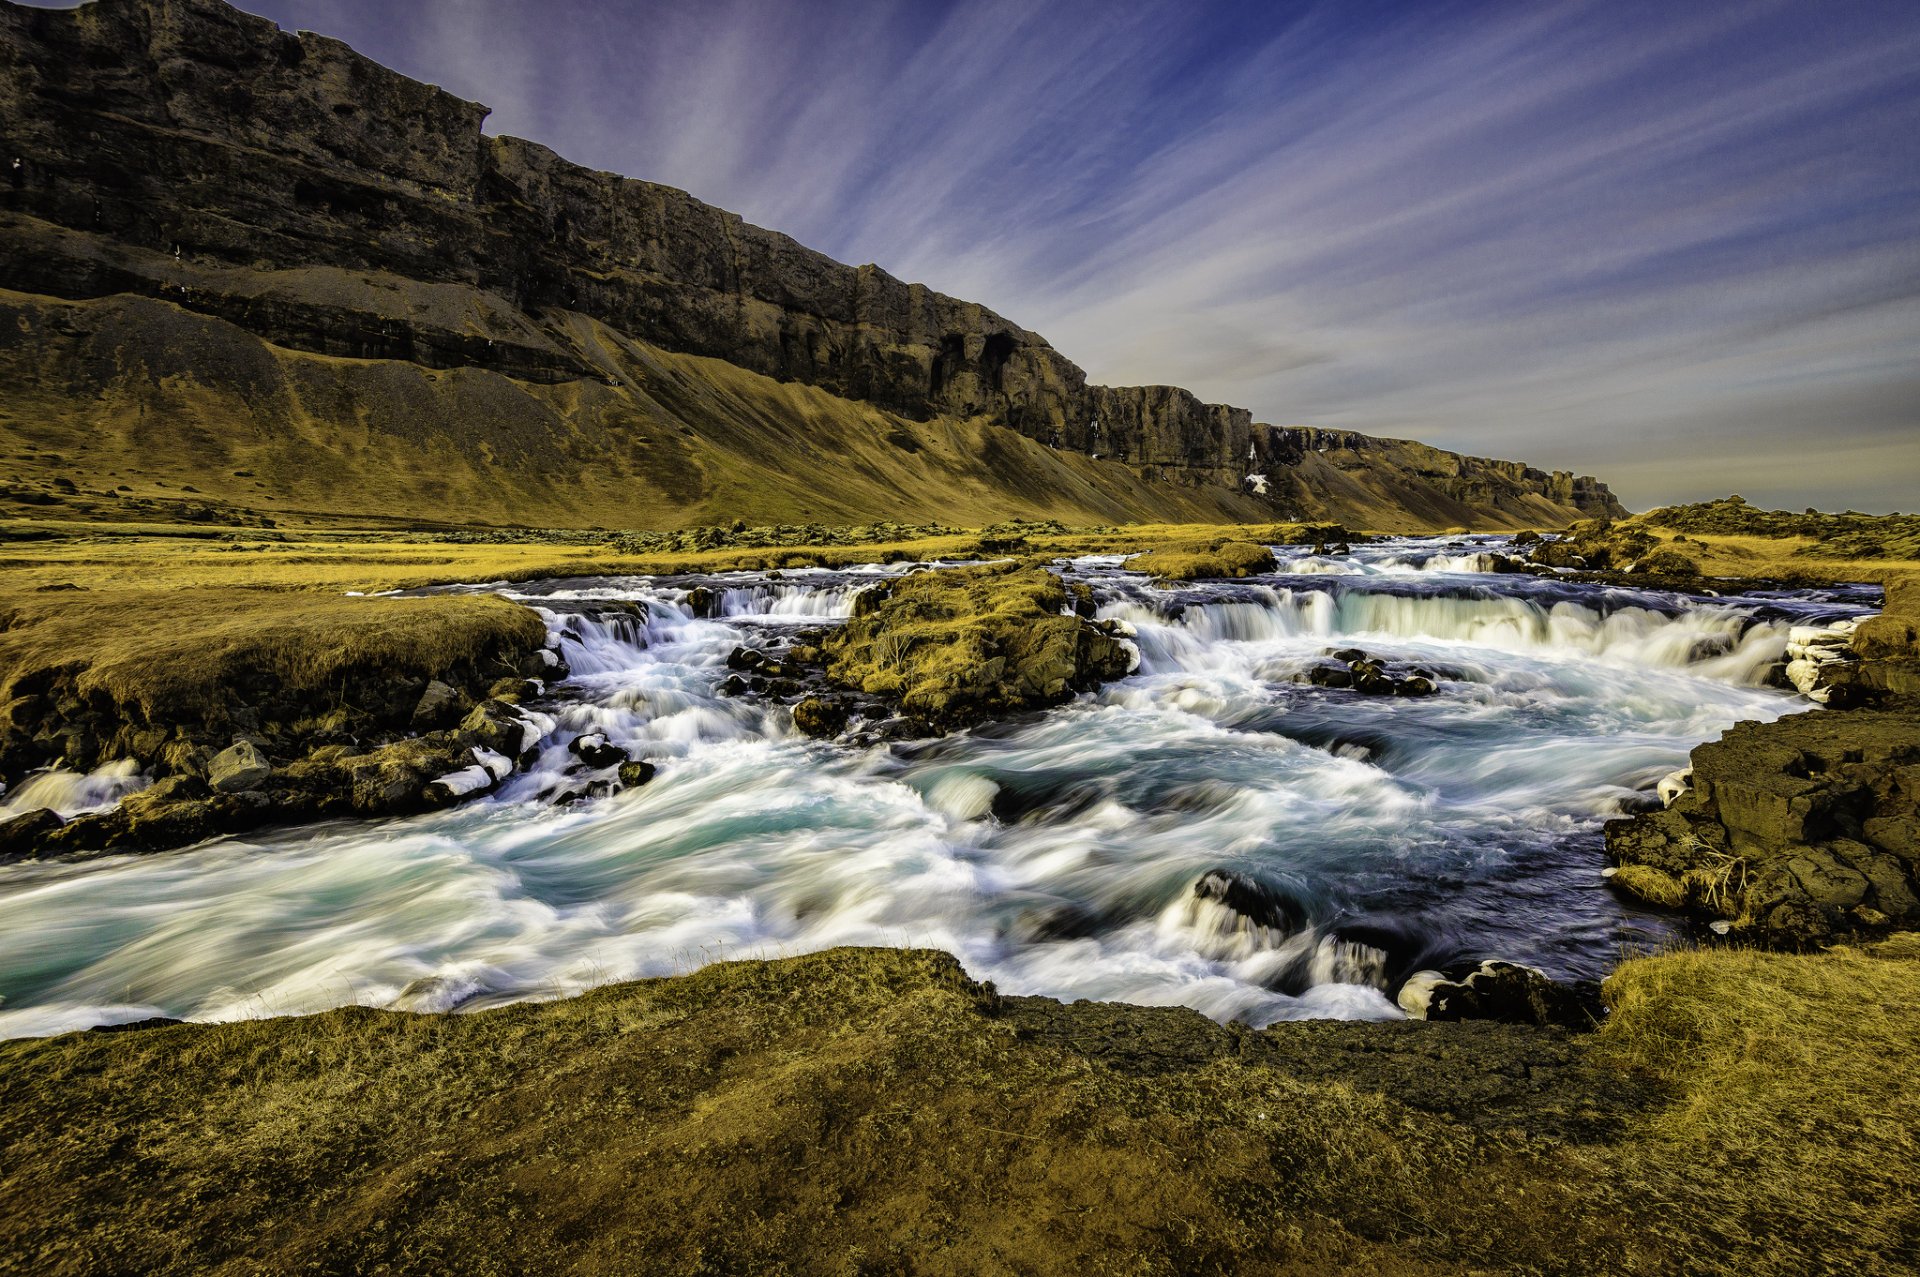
[0,0,1623,529]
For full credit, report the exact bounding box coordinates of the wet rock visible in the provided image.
[0,807,63,862]
[791,697,849,739]
[207,741,272,794]
[727,646,771,672]
[519,648,569,680]
[1400,961,1602,1031]
[567,733,627,769]
[617,760,657,789]
[684,586,720,619]
[1190,869,1305,936]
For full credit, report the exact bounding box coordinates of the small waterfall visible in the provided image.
[716,583,870,618]
[1,758,149,818]
[1106,584,1789,685]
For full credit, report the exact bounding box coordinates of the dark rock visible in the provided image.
[1604,699,1920,948]
[1400,961,1603,1031]
[791,697,849,739]
[487,677,539,703]
[727,647,770,672]
[684,586,720,619]
[1190,869,1305,936]
[410,678,467,730]
[617,760,657,789]
[567,733,627,769]
[0,806,63,862]
[87,1016,185,1034]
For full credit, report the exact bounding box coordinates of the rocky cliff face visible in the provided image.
[0,0,1623,527]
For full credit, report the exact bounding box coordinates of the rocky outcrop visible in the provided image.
[0,0,1621,527]
[18,698,554,861]
[1604,707,1920,947]
[1603,579,1920,947]
[814,564,1135,731]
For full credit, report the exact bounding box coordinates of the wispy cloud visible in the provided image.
[236,0,1920,509]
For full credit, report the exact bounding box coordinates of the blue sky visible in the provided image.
[225,1,1920,509]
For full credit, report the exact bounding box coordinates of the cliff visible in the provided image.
[0,0,1623,529]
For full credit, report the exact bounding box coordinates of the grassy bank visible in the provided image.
[2,939,1914,1274]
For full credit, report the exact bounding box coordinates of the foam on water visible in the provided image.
[0,537,1874,1038]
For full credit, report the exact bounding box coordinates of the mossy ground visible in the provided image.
[2,940,1915,1275]
[821,563,1129,725]
[0,587,543,721]
[1127,537,1278,581]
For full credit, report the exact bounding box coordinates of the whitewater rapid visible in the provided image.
[0,538,1875,1036]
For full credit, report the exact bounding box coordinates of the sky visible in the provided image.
[212,1,1920,509]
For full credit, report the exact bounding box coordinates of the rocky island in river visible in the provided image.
[2,2,1917,1274]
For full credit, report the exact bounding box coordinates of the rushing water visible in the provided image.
[0,538,1876,1037]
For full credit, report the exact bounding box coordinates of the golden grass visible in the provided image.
[1635,526,1920,585]
[4,938,1917,1274]
[1589,936,1920,1269]
[823,563,1117,720]
[0,587,544,717]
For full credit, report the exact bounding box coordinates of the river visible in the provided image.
[0,537,1877,1036]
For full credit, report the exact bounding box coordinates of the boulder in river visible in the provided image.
[567,733,628,769]
[1604,701,1920,947]
[818,564,1136,732]
[791,697,849,739]
[1398,961,1602,1030]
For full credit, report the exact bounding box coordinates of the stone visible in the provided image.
[0,806,63,862]
[411,679,466,730]
[207,740,272,794]
[1412,961,1602,1031]
[617,760,657,789]
[566,734,628,769]
[791,697,849,739]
